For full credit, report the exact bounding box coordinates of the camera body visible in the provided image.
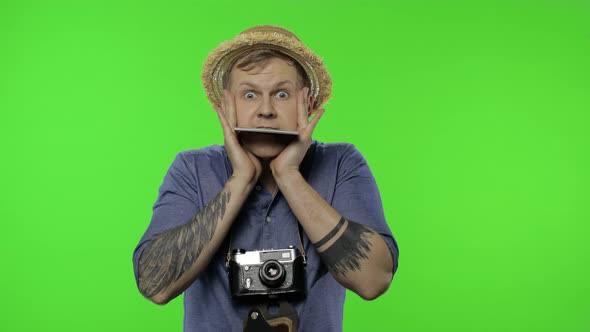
[228,246,306,299]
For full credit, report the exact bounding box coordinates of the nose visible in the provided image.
[256,96,277,119]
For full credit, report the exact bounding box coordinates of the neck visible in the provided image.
[259,159,277,193]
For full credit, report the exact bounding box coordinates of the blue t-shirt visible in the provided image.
[133,141,399,331]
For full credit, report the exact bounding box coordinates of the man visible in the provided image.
[133,25,399,331]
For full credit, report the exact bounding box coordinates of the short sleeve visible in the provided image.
[330,144,399,274]
[132,152,203,285]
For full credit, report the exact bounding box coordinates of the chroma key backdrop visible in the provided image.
[1,0,589,331]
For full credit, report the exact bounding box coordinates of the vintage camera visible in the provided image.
[228,246,306,299]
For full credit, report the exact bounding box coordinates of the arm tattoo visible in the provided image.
[317,219,374,277]
[138,191,230,298]
[313,217,345,248]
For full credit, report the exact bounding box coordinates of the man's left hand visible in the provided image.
[270,87,325,179]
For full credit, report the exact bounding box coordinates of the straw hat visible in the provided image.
[201,25,332,111]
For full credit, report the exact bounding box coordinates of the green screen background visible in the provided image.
[1,0,589,331]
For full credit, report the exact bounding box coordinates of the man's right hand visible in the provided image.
[215,89,262,189]
[140,91,260,304]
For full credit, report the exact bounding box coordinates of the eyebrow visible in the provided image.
[238,80,296,89]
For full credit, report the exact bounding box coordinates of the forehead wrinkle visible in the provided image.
[238,80,296,90]
[228,57,304,89]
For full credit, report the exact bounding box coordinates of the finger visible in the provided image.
[216,106,245,156]
[224,89,237,129]
[215,106,232,134]
[220,91,227,115]
[297,87,309,130]
[221,89,231,127]
[307,95,314,116]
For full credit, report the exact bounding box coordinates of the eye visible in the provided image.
[244,91,257,99]
[276,90,289,99]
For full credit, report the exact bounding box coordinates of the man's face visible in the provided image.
[228,57,306,159]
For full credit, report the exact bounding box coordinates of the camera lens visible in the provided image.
[259,260,286,288]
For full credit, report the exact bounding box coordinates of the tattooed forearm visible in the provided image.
[138,191,230,298]
[314,217,346,248]
[316,218,374,277]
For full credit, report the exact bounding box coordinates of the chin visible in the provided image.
[244,142,286,159]
[241,133,290,160]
